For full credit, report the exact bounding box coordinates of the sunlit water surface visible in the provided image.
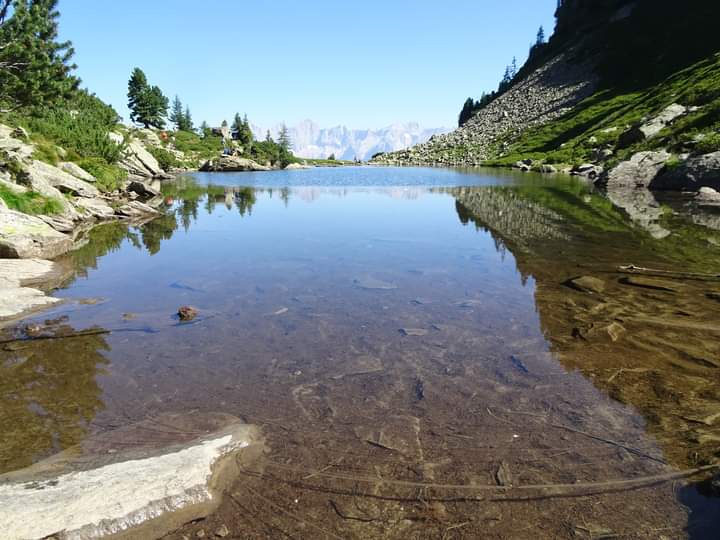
[2,167,719,539]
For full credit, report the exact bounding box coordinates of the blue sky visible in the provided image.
[58,0,557,129]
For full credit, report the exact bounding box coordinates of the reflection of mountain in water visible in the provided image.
[451,184,720,473]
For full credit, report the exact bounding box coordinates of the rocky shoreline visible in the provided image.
[0,124,168,323]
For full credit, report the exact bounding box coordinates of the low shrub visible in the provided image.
[78,157,127,192]
[147,145,179,171]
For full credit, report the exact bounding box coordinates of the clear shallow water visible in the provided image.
[1,167,719,538]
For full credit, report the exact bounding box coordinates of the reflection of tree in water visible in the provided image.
[0,323,110,473]
[65,222,141,278]
[140,213,178,255]
[234,187,257,216]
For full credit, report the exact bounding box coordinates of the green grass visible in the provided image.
[30,137,62,166]
[78,158,127,193]
[0,184,64,215]
[487,53,720,167]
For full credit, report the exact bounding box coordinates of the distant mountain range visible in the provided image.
[252,120,449,161]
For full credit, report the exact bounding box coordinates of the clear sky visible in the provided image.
[58,0,557,130]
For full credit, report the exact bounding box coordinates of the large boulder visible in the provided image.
[200,155,272,172]
[59,161,96,183]
[24,160,100,198]
[111,132,165,178]
[73,197,116,219]
[651,151,720,191]
[618,103,687,147]
[127,180,161,199]
[0,208,73,258]
[599,151,672,239]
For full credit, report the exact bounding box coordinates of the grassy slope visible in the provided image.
[484,53,720,169]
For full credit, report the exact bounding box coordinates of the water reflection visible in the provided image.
[0,319,110,473]
[2,168,719,537]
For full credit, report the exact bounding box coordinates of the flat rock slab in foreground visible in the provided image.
[0,412,261,540]
[0,258,72,321]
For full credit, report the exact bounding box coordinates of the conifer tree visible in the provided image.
[170,95,184,129]
[183,105,193,132]
[127,67,168,128]
[0,0,79,111]
[265,130,273,143]
[536,25,546,45]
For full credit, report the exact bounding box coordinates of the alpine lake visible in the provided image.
[2,166,719,539]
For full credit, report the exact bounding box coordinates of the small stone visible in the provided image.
[495,461,513,486]
[606,322,626,342]
[196,529,206,538]
[177,305,199,321]
[24,323,43,338]
[215,525,230,537]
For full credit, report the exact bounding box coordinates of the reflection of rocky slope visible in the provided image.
[453,185,720,471]
[451,186,570,251]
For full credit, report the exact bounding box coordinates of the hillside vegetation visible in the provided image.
[374,0,720,173]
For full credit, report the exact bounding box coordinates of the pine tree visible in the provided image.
[458,97,477,127]
[231,113,242,139]
[277,124,293,167]
[0,0,79,111]
[277,124,292,152]
[536,26,546,45]
[183,105,193,132]
[265,130,273,143]
[170,95,184,129]
[127,68,168,128]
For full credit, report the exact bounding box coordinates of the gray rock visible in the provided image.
[600,151,672,239]
[539,164,557,173]
[697,186,720,205]
[652,151,720,191]
[200,155,272,172]
[571,163,603,179]
[0,208,73,258]
[73,197,116,219]
[116,200,162,218]
[0,413,260,540]
[111,133,165,178]
[128,180,161,199]
[639,103,686,139]
[59,161,96,182]
[24,160,99,198]
[0,286,61,319]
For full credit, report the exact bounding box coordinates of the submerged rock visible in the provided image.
[178,305,199,321]
[565,275,605,294]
